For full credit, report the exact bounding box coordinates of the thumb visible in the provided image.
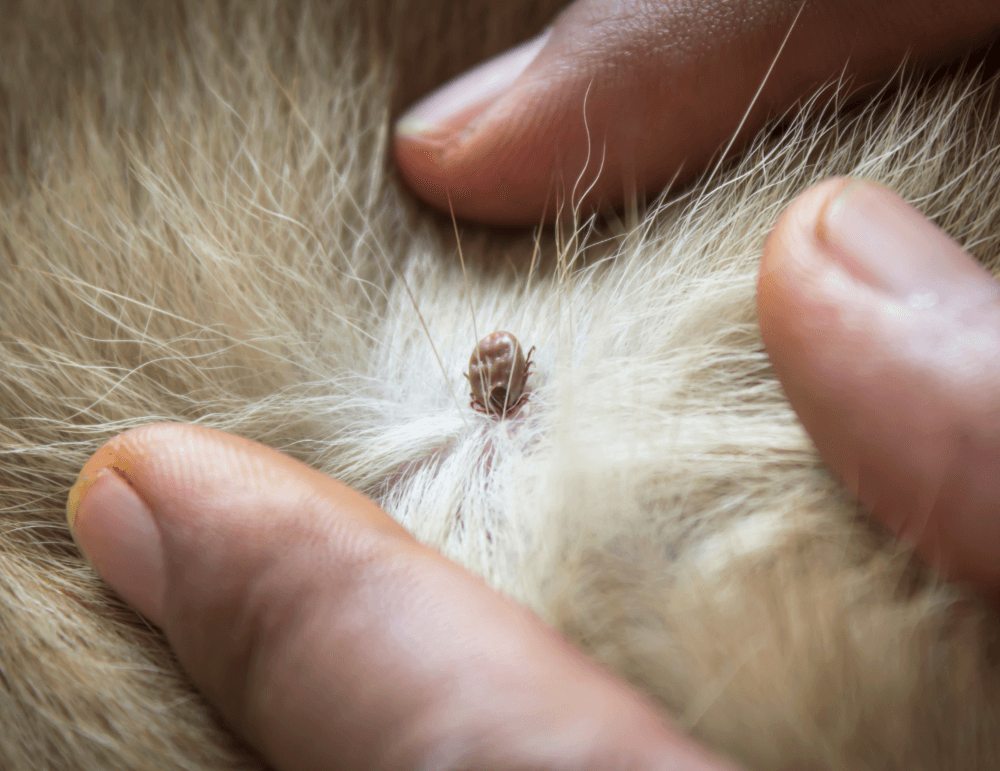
[758,178,1000,605]
[394,0,1000,226]
[66,424,738,771]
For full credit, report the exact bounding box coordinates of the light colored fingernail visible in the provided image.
[67,467,166,624]
[396,28,551,136]
[818,181,998,305]
[66,471,101,532]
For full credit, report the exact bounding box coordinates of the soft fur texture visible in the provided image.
[2,1,1000,769]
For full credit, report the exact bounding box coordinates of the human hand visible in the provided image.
[65,424,738,771]
[393,0,1000,226]
[760,178,1000,607]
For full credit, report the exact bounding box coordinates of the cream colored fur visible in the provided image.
[1,0,1000,768]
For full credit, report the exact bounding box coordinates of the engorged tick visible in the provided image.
[466,331,534,418]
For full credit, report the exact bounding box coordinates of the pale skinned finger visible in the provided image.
[394,0,1000,226]
[66,423,739,771]
[758,178,1000,605]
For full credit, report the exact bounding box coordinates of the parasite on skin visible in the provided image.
[467,331,534,417]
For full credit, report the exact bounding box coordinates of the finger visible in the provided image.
[66,424,738,771]
[758,178,1000,604]
[394,0,1000,226]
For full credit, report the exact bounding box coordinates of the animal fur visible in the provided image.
[2,0,1000,768]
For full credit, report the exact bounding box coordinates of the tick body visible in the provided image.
[467,331,534,417]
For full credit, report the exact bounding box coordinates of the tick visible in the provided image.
[466,331,534,417]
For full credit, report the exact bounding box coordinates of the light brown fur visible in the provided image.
[1,1,1000,769]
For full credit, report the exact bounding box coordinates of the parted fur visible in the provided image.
[2,0,1000,769]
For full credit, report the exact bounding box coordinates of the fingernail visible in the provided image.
[396,28,551,137]
[67,468,166,624]
[818,181,998,304]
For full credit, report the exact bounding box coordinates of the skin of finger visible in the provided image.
[758,179,1000,602]
[78,424,736,771]
[394,0,1000,226]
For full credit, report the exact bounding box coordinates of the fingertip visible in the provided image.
[756,177,890,501]
[70,466,167,624]
[758,180,1000,600]
[392,132,478,214]
[758,178,856,354]
[75,424,156,489]
[394,29,552,141]
[66,423,246,624]
[392,28,558,225]
[393,107,558,226]
[759,177,854,289]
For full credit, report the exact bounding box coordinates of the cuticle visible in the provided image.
[817,178,863,246]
